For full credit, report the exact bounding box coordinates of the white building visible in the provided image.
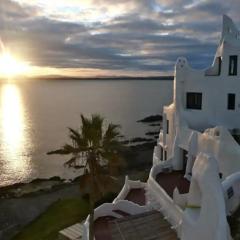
[158,15,240,179]
[79,15,240,240]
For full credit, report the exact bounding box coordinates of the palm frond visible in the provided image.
[47,144,79,155]
[64,156,87,169]
[80,114,92,143]
[91,114,104,147]
[68,127,88,148]
[47,113,124,207]
[103,123,122,149]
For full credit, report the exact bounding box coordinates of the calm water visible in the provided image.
[0,79,173,187]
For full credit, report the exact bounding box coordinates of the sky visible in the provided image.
[1,0,240,77]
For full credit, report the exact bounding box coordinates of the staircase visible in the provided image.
[145,175,183,237]
[110,210,177,240]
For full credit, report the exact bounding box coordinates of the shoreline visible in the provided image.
[0,114,161,239]
[0,142,155,199]
[0,113,161,199]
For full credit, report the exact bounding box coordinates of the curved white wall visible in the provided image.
[182,153,231,240]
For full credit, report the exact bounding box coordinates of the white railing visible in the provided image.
[153,146,161,165]
[159,130,163,143]
[147,163,183,237]
[113,176,146,203]
[82,177,147,240]
[82,200,149,240]
[149,159,173,179]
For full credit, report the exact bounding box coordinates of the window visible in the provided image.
[186,92,202,110]
[217,57,222,75]
[164,150,167,160]
[166,120,169,134]
[229,55,238,76]
[227,186,234,199]
[228,93,235,110]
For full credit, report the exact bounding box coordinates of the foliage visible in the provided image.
[95,192,117,207]
[13,198,89,240]
[48,114,123,198]
[47,114,123,240]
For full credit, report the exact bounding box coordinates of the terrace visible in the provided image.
[156,171,190,198]
[94,188,146,240]
[95,211,177,240]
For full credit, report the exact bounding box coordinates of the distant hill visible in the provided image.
[0,75,174,81]
[30,76,174,81]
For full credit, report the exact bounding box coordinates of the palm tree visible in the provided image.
[47,114,123,240]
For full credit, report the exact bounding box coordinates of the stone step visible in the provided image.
[110,210,178,240]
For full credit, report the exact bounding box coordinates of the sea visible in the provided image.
[0,79,173,187]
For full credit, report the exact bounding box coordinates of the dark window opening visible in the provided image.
[186,92,202,110]
[229,55,238,76]
[164,150,167,160]
[218,57,222,75]
[160,146,163,160]
[227,186,234,199]
[228,93,235,110]
[182,149,188,171]
[166,120,169,134]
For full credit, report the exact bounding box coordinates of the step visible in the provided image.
[110,210,178,240]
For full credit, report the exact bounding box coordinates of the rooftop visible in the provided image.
[94,188,146,240]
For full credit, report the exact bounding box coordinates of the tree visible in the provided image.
[47,114,123,240]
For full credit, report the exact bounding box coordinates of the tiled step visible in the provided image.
[110,211,178,240]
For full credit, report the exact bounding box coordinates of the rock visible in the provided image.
[129,137,153,143]
[145,131,159,136]
[137,114,162,123]
[149,123,161,127]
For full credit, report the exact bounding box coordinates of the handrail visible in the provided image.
[113,176,146,203]
[82,199,149,240]
[148,163,183,237]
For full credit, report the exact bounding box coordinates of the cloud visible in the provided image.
[1,0,240,76]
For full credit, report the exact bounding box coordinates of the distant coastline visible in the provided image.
[2,75,174,81]
[36,76,174,81]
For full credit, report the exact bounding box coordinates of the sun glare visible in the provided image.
[0,52,30,78]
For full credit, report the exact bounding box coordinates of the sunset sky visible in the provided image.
[1,0,240,77]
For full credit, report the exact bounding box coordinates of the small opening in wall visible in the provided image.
[228,93,235,110]
[160,146,163,160]
[227,186,234,199]
[166,120,169,134]
[218,57,222,75]
[164,150,167,160]
[229,55,238,76]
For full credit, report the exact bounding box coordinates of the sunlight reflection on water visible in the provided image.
[0,80,173,187]
[0,83,32,185]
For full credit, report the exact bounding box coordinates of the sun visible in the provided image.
[0,51,30,78]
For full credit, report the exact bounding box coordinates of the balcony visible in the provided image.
[156,171,190,198]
